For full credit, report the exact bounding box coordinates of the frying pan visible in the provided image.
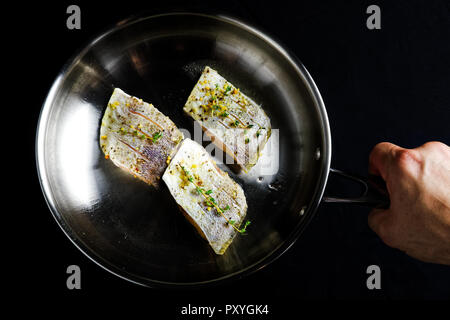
[36,13,388,288]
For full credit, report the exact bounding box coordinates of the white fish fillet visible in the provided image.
[100,88,184,187]
[183,66,271,172]
[162,138,248,255]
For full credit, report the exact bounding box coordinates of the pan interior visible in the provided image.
[37,13,329,286]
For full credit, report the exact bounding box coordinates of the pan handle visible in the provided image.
[322,168,390,208]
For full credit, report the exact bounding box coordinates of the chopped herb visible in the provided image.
[213,104,220,110]
[228,218,251,234]
[221,111,229,117]
[196,186,204,194]
[224,85,232,95]
[239,220,251,234]
[245,138,250,144]
[152,131,163,142]
[181,166,191,177]
[178,164,249,235]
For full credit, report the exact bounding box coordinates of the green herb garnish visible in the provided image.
[196,186,204,194]
[228,218,251,234]
[239,220,251,234]
[181,166,189,175]
[151,131,163,142]
[178,164,250,235]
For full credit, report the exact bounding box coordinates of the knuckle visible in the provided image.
[422,141,450,154]
[392,149,421,169]
[393,148,415,161]
[422,141,447,149]
[373,142,394,152]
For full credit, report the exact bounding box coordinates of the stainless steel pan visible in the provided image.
[36,13,388,288]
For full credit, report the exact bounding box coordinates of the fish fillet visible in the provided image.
[100,88,184,187]
[183,66,271,172]
[162,138,248,255]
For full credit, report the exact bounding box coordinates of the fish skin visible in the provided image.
[162,138,248,255]
[100,88,184,187]
[183,66,271,172]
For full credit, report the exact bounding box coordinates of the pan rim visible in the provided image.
[35,11,332,289]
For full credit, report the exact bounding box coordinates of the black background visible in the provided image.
[10,0,450,311]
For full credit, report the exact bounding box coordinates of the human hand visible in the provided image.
[368,141,450,265]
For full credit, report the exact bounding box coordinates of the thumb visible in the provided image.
[368,208,396,247]
[368,142,403,180]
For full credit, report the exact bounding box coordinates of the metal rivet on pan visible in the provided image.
[314,148,321,160]
[299,206,307,216]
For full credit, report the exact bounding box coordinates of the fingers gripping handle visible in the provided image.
[323,168,390,208]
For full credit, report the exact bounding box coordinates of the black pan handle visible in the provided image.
[322,168,390,208]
